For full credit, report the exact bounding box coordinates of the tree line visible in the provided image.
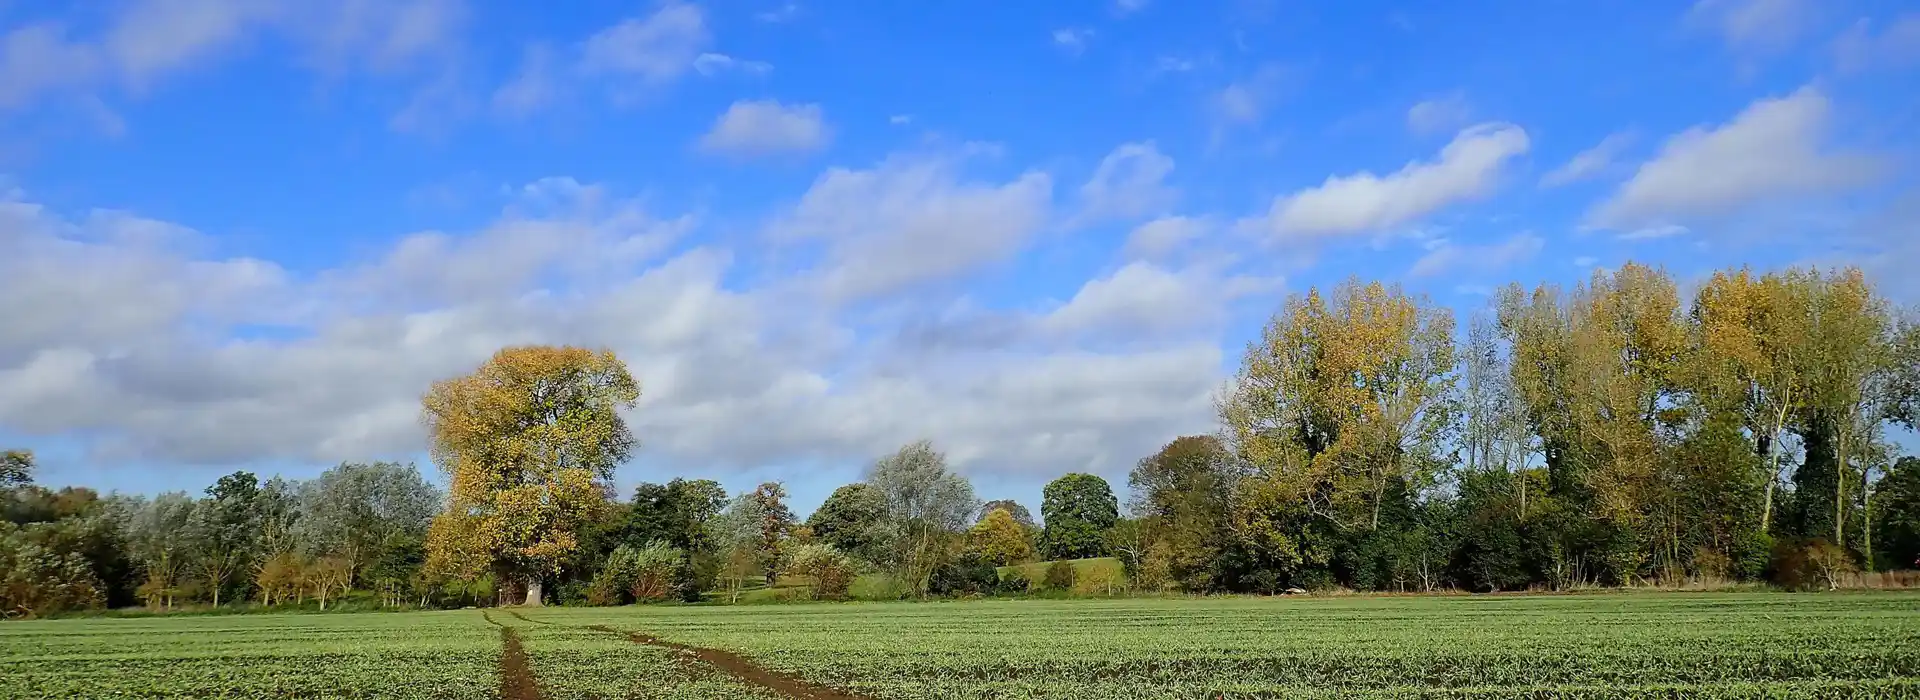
[5,262,1920,617]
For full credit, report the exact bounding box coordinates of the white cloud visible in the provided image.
[1574,256,1599,268]
[1408,232,1544,278]
[1123,216,1209,260]
[768,153,1054,302]
[1052,28,1092,56]
[1038,263,1222,339]
[1074,141,1177,225]
[889,114,912,125]
[1406,92,1471,135]
[578,1,709,83]
[692,53,772,76]
[1540,132,1634,187]
[0,176,1233,485]
[0,0,463,109]
[1115,0,1151,15]
[1689,0,1813,52]
[1617,224,1690,241]
[1834,15,1920,73]
[1255,123,1530,238]
[1591,87,1876,228]
[698,100,830,156]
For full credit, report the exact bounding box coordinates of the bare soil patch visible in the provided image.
[483,611,544,700]
[587,623,874,700]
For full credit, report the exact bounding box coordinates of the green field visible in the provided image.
[4,593,1920,698]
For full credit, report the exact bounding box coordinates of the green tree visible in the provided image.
[294,461,440,587]
[1041,473,1118,560]
[749,482,795,584]
[187,472,264,606]
[866,440,978,596]
[422,345,641,606]
[806,483,889,562]
[1873,457,1920,571]
[1127,435,1237,590]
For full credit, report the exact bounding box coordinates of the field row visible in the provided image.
[3,592,1919,698]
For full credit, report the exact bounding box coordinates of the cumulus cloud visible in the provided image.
[0,171,1235,483]
[767,152,1054,302]
[1540,132,1634,187]
[1254,123,1530,238]
[1123,216,1209,260]
[697,100,830,156]
[1590,87,1876,228]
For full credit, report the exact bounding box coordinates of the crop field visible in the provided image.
[3,592,1919,699]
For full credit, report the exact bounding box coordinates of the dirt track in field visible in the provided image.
[482,611,544,700]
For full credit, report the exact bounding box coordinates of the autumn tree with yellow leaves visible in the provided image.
[421,345,640,606]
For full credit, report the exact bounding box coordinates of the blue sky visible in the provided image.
[1,0,1917,516]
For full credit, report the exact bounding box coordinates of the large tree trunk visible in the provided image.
[524,579,545,607]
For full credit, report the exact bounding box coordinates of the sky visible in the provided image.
[1,0,1917,517]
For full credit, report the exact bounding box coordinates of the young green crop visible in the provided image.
[537,592,1920,699]
[0,611,496,699]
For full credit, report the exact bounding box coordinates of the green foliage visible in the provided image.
[1041,560,1077,591]
[786,543,856,600]
[1040,473,1117,560]
[928,554,999,596]
[996,568,1030,595]
[1875,457,1920,571]
[806,483,890,562]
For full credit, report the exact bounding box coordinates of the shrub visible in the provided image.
[929,555,999,596]
[629,541,685,603]
[996,569,1031,595]
[787,543,857,600]
[1771,538,1857,591]
[1042,560,1077,591]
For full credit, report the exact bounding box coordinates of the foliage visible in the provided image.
[966,507,1035,566]
[806,483,890,562]
[1,449,31,487]
[786,543,857,600]
[747,482,795,585]
[996,568,1031,595]
[927,554,999,596]
[1875,457,1920,571]
[292,462,440,587]
[1041,560,1077,591]
[1040,473,1118,560]
[978,499,1034,527]
[866,440,979,595]
[0,521,105,618]
[421,345,640,604]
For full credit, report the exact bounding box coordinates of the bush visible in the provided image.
[629,541,684,602]
[996,569,1031,595]
[786,543,856,600]
[929,555,999,596]
[1771,538,1857,591]
[1042,560,1077,591]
